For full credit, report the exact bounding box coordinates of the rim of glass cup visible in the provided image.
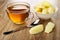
[7,2,30,14]
[7,2,30,8]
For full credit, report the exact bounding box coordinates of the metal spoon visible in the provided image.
[31,19,40,26]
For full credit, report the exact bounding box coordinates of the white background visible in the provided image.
[8,0,58,7]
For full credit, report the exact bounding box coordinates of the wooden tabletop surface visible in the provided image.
[0,0,60,40]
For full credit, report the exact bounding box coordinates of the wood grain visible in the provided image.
[0,0,60,40]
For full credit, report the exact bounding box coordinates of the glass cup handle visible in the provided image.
[26,12,39,27]
[25,12,34,27]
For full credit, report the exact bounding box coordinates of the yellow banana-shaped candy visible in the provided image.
[48,7,55,14]
[45,22,55,33]
[29,24,44,34]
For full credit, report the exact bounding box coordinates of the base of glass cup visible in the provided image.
[12,21,25,24]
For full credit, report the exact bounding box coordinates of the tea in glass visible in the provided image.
[7,2,30,24]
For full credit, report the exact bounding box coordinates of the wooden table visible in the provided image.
[0,0,60,40]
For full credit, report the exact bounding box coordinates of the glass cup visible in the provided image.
[6,2,35,27]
